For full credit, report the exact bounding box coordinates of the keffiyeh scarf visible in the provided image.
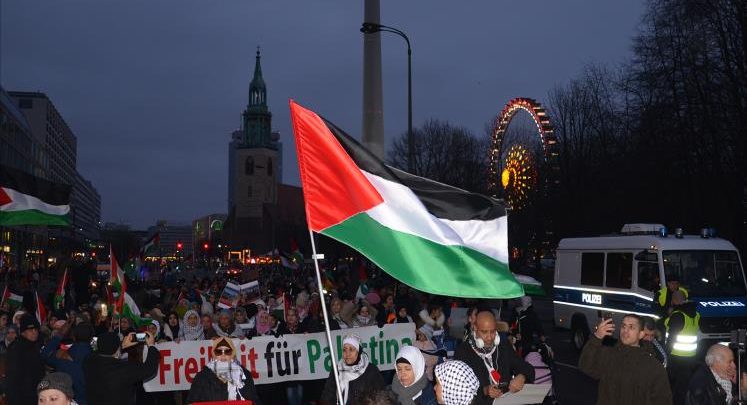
[209,359,246,400]
[179,310,204,341]
[337,352,370,404]
[435,360,480,405]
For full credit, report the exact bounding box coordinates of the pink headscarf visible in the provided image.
[256,311,271,335]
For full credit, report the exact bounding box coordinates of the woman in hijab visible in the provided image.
[434,361,480,405]
[146,320,169,343]
[351,301,377,328]
[320,334,384,405]
[178,309,204,341]
[391,345,437,405]
[187,337,262,404]
[163,311,181,341]
[255,310,271,336]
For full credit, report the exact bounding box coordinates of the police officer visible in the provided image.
[657,274,689,315]
[665,290,700,404]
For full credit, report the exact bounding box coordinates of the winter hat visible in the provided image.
[396,345,426,385]
[19,314,40,332]
[149,320,161,335]
[37,372,75,399]
[212,336,237,358]
[418,324,434,341]
[435,360,480,405]
[342,334,361,352]
[6,325,18,335]
[96,332,121,355]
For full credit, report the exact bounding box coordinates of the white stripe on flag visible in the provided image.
[0,187,69,215]
[362,172,508,263]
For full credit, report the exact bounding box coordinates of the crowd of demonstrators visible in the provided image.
[11,257,733,405]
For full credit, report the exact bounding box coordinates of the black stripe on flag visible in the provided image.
[0,164,71,206]
[321,117,506,221]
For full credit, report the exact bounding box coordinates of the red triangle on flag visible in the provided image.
[0,188,12,206]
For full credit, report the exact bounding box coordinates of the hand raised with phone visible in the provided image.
[594,318,615,340]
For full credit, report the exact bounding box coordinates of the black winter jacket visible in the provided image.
[684,364,729,405]
[186,366,263,405]
[453,338,535,405]
[83,346,160,405]
[320,362,385,405]
[6,337,45,405]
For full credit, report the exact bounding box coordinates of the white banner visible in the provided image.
[143,323,416,392]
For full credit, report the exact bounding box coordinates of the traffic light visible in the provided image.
[203,242,209,250]
[176,241,183,251]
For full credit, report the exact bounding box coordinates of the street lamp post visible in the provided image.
[361,22,414,173]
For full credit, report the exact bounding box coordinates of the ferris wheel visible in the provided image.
[488,97,560,211]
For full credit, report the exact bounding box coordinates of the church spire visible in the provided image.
[249,47,266,107]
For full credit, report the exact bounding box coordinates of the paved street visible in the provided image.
[533,297,598,405]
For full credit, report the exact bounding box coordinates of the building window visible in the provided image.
[245,156,254,175]
[267,157,273,176]
[247,186,252,197]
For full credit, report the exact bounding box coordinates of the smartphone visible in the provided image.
[597,310,614,320]
[135,332,147,342]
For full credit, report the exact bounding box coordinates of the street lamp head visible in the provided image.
[360,22,381,34]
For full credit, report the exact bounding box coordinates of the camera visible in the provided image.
[135,332,148,342]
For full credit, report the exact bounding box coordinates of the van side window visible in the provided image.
[581,253,604,286]
[606,253,633,289]
[637,262,658,292]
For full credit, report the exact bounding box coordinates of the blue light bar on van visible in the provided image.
[659,226,668,237]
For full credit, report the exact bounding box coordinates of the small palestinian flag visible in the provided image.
[35,290,46,325]
[110,246,127,313]
[54,269,68,310]
[1,286,22,307]
[140,233,160,260]
[289,101,522,298]
[0,164,71,226]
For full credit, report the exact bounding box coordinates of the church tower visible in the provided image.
[230,49,279,220]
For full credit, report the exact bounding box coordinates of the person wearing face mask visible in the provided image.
[433,360,480,405]
[186,337,262,404]
[36,373,77,405]
[320,334,384,405]
[83,332,160,405]
[391,346,437,405]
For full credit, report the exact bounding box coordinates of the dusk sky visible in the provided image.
[1,1,644,229]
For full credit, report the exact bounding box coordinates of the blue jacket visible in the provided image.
[41,336,92,405]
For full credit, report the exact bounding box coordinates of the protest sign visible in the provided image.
[241,281,261,303]
[143,323,415,392]
[218,282,240,309]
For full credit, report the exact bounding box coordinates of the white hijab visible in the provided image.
[396,345,425,386]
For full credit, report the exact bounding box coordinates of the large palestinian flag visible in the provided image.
[289,101,522,298]
[0,164,71,226]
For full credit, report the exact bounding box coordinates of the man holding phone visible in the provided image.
[579,314,673,405]
[83,331,161,405]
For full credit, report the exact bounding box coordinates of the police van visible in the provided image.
[553,223,747,355]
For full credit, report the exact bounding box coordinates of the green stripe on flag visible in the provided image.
[0,210,69,226]
[322,213,523,299]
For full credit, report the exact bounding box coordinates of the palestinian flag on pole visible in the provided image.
[1,285,22,307]
[120,292,152,328]
[110,245,127,313]
[35,290,46,325]
[140,233,160,260]
[289,101,522,298]
[54,269,68,310]
[0,164,71,226]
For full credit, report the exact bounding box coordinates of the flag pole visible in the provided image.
[308,229,345,405]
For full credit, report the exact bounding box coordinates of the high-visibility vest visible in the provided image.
[665,310,700,357]
[658,287,689,307]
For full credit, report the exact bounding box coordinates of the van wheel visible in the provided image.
[571,317,589,351]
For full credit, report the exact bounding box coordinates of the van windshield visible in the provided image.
[663,250,746,298]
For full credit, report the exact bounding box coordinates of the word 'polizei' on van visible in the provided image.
[553,223,746,357]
